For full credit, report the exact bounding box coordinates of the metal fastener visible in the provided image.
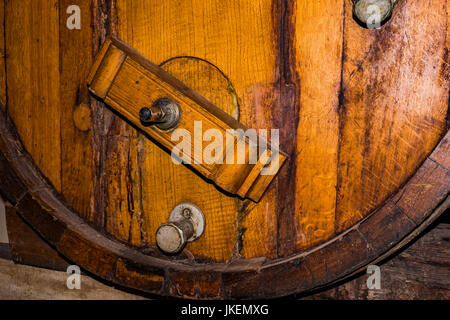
[352,0,398,28]
[139,97,181,130]
[155,203,205,254]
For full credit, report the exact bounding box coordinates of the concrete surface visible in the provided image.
[0,197,8,243]
[0,258,146,300]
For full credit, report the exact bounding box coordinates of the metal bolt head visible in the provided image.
[139,107,153,123]
[156,223,185,254]
[353,0,396,28]
[138,98,181,130]
[155,203,205,255]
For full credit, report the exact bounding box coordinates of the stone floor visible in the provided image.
[0,258,146,300]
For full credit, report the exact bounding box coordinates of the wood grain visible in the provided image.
[115,0,281,261]
[1,0,449,298]
[336,0,449,231]
[304,222,450,300]
[5,0,61,191]
[0,105,448,299]
[228,0,280,260]
[292,0,344,251]
[150,57,241,261]
[87,38,286,202]
[59,0,93,219]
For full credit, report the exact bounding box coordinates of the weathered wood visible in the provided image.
[5,0,62,190]
[1,106,448,298]
[147,57,241,261]
[3,208,448,300]
[112,0,286,262]
[304,222,450,300]
[5,205,69,271]
[1,0,449,299]
[59,0,94,219]
[291,0,344,252]
[336,0,448,231]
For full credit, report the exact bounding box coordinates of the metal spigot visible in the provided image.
[156,203,205,254]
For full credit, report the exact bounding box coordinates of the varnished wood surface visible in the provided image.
[336,0,448,232]
[0,0,449,298]
[6,0,61,191]
[112,0,282,261]
[87,37,287,202]
[0,106,448,298]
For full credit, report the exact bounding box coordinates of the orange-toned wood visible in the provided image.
[59,0,94,219]
[145,57,240,260]
[114,0,281,261]
[5,0,94,220]
[5,205,70,271]
[336,0,449,231]
[1,0,449,299]
[87,37,287,202]
[0,106,448,299]
[5,0,61,190]
[292,0,344,251]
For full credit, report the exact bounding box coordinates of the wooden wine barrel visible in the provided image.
[0,0,448,299]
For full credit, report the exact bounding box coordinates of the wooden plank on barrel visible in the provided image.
[225,0,280,260]
[5,205,70,271]
[289,0,344,252]
[59,0,94,219]
[90,0,139,243]
[5,0,62,191]
[336,0,449,231]
[304,222,450,300]
[116,0,280,261]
